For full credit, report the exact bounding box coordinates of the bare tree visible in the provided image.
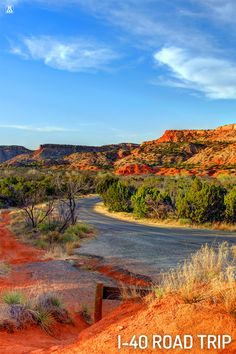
[56,174,90,232]
[16,183,55,229]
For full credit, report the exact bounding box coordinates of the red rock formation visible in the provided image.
[145,124,236,145]
[1,124,236,176]
[115,164,155,175]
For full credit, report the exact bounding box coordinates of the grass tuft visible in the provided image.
[2,291,24,305]
[35,307,55,335]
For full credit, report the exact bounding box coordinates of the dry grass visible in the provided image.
[42,245,68,260]
[211,222,236,232]
[119,243,235,318]
[159,243,236,312]
[232,245,236,259]
[120,283,152,302]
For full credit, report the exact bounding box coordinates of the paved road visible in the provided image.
[77,197,236,281]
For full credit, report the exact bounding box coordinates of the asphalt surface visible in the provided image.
[77,196,236,281]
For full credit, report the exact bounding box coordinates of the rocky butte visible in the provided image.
[0,124,235,176]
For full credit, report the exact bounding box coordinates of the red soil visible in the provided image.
[96,265,150,287]
[0,212,89,353]
[44,296,236,354]
[0,314,88,354]
[0,212,43,265]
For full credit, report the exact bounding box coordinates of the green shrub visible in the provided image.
[131,186,158,217]
[63,223,93,243]
[224,186,236,223]
[176,178,226,223]
[38,220,61,233]
[178,218,192,225]
[34,239,48,249]
[96,174,118,195]
[131,186,173,219]
[102,181,133,212]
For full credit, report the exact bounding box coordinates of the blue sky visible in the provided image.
[0,0,236,148]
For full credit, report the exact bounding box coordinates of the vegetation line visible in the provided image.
[96,174,236,232]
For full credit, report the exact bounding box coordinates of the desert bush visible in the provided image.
[96,174,118,195]
[131,186,173,219]
[34,239,49,249]
[0,290,71,335]
[9,304,36,329]
[224,186,236,223]
[102,180,133,212]
[38,219,62,233]
[176,178,226,223]
[35,293,72,326]
[63,223,93,242]
[42,231,62,245]
[131,186,159,217]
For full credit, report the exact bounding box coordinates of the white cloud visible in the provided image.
[12,36,118,72]
[0,124,78,132]
[7,0,236,100]
[154,47,236,99]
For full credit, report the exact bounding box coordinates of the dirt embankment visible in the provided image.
[0,211,235,354]
[41,295,236,354]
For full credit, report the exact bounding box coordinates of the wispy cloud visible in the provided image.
[154,47,236,99]
[11,36,118,72]
[0,124,78,132]
[6,1,214,51]
[195,0,236,23]
[7,0,236,100]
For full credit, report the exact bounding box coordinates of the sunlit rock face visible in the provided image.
[1,124,236,176]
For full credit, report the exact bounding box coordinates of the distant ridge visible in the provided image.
[1,124,235,177]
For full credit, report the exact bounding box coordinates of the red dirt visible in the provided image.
[96,265,150,287]
[0,313,89,354]
[43,296,236,354]
[0,212,89,353]
[0,212,43,265]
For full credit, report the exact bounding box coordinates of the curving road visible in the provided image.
[77,197,236,281]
